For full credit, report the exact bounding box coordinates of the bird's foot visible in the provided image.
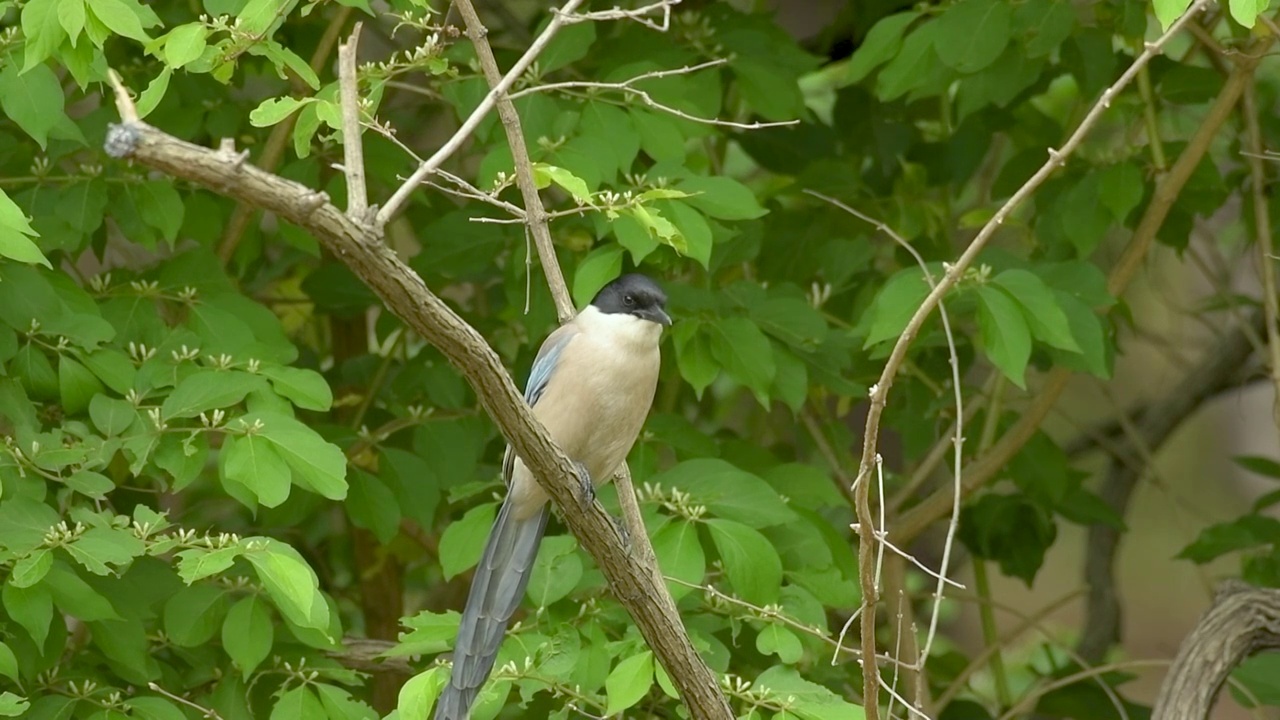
[609,514,632,550]
[573,462,595,509]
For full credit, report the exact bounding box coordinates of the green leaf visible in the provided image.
[135,180,184,242]
[135,66,170,119]
[314,685,377,720]
[526,535,583,607]
[0,228,50,267]
[1097,162,1144,222]
[87,0,153,41]
[0,62,70,149]
[259,365,332,411]
[1016,0,1075,58]
[346,469,401,544]
[88,395,136,436]
[651,520,705,597]
[64,470,115,499]
[756,624,803,663]
[398,668,445,719]
[605,651,654,715]
[3,583,53,646]
[162,370,266,420]
[631,109,685,163]
[706,518,783,604]
[176,544,245,583]
[0,692,29,717]
[163,583,226,647]
[1154,0,1193,30]
[671,320,718,396]
[0,498,59,555]
[438,503,496,580]
[223,595,273,677]
[1228,0,1268,27]
[250,96,313,127]
[993,269,1079,352]
[125,697,189,720]
[222,433,292,507]
[44,561,120,620]
[676,176,767,220]
[58,356,102,415]
[976,285,1031,388]
[21,0,64,69]
[0,643,18,682]
[876,21,941,101]
[164,22,208,67]
[708,317,776,406]
[650,459,798,528]
[537,20,595,72]
[1050,290,1111,378]
[271,686,326,720]
[864,268,932,346]
[754,666,865,720]
[63,526,145,576]
[1179,515,1280,563]
[571,245,624,308]
[1235,455,1280,481]
[934,0,1013,73]
[239,411,348,500]
[844,11,919,84]
[244,540,330,633]
[533,164,592,204]
[663,200,713,269]
[11,549,53,588]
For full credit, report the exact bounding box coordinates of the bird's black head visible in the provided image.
[590,274,672,326]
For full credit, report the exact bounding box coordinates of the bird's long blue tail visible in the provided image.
[434,500,549,720]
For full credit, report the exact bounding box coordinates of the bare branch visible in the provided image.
[338,22,368,221]
[376,0,587,229]
[452,0,574,321]
[1153,582,1280,719]
[1241,82,1280,429]
[507,60,797,131]
[557,0,679,31]
[506,60,793,130]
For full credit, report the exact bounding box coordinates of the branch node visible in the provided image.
[104,123,141,159]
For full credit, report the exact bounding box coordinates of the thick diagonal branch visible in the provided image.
[102,119,731,720]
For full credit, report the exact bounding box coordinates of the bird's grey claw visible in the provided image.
[610,515,632,550]
[574,462,594,508]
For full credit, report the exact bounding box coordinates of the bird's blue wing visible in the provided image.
[501,323,578,483]
[523,323,576,405]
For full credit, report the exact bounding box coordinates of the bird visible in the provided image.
[434,273,672,720]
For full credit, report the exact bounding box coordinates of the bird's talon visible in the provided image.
[574,462,595,508]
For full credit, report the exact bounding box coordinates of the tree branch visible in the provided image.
[338,23,369,221]
[1152,581,1280,719]
[451,0,573,321]
[376,0,587,228]
[1078,312,1262,664]
[102,115,731,720]
[1241,81,1280,429]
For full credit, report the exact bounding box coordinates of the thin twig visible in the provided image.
[452,0,574,321]
[557,0,678,31]
[507,60,798,131]
[1241,83,1280,429]
[376,0,588,229]
[805,190,965,704]
[338,22,368,221]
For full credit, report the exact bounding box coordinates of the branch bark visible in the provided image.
[1152,581,1280,719]
[1078,313,1263,664]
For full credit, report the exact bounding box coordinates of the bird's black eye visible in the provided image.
[623,294,636,307]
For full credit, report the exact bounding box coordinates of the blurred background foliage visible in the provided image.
[1,0,1279,718]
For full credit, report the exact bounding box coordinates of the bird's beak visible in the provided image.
[647,308,673,327]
